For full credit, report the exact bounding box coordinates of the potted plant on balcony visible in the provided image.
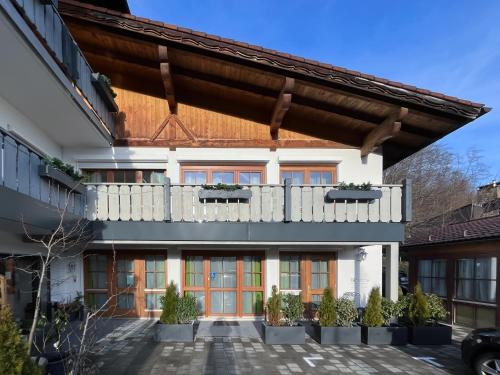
[406,284,451,345]
[313,289,361,344]
[262,286,305,344]
[326,182,382,202]
[39,156,86,194]
[361,287,407,345]
[91,73,119,112]
[154,282,198,342]
[199,183,252,200]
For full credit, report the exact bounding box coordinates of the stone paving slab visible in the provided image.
[92,321,475,375]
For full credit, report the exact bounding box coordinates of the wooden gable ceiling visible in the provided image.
[59,0,490,167]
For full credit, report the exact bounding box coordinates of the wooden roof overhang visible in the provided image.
[59,0,490,168]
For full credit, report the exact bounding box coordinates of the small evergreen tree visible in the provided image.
[160,281,178,324]
[363,287,384,327]
[409,283,430,326]
[0,307,42,375]
[266,285,282,326]
[318,287,336,327]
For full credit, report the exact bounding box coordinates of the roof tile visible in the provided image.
[403,215,500,247]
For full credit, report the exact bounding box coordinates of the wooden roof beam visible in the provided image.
[361,107,408,157]
[158,45,177,114]
[270,77,294,140]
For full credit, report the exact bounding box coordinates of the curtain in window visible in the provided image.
[476,257,497,302]
[456,259,474,300]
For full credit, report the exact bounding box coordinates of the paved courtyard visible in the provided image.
[89,320,474,375]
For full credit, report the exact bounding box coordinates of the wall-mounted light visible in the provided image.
[67,262,76,282]
[67,262,76,274]
[357,248,367,261]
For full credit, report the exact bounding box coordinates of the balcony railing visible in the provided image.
[85,181,409,223]
[0,130,85,216]
[10,0,116,134]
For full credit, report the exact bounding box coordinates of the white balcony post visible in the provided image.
[385,243,399,301]
[167,248,181,292]
[265,248,279,299]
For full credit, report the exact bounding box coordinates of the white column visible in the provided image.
[267,150,279,184]
[336,247,356,300]
[265,248,279,299]
[385,243,399,301]
[167,247,182,292]
[167,149,179,183]
[358,245,383,307]
[50,251,84,303]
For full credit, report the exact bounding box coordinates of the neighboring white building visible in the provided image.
[0,0,489,320]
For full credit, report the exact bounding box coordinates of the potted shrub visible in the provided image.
[55,294,84,321]
[154,282,198,342]
[199,183,252,200]
[91,73,119,112]
[361,287,407,345]
[313,288,361,345]
[262,286,305,344]
[39,156,85,194]
[326,182,382,202]
[407,284,451,345]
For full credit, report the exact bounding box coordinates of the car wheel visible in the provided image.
[474,352,500,375]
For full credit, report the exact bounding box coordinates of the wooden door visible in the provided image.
[182,252,265,317]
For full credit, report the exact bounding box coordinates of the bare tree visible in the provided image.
[21,194,90,355]
[384,144,490,233]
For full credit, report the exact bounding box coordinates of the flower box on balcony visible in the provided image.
[326,189,382,202]
[38,165,86,194]
[198,189,252,200]
[91,73,119,113]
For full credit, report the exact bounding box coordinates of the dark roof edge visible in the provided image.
[402,234,500,249]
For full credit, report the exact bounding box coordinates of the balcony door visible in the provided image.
[280,253,336,316]
[183,252,265,317]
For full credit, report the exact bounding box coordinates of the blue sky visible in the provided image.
[129,0,500,179]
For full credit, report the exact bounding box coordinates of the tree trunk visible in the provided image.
[27,261,47,355]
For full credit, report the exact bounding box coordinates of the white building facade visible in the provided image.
[0,0,487,320]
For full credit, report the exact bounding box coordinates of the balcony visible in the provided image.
[0,129,85,233]
[0,0,117,143]
[85,181,410,224]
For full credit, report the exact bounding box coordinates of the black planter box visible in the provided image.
[313,324,361,345]
[91,73,119,112]
[408,324,452,345]
[262,322,305,344]
[154,321,195,342]
[199,189,252,200]
[38,165,86,194]
[326,190,382,202]
[361,325,408,345]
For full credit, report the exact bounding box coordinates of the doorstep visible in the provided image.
[196,321,262,338]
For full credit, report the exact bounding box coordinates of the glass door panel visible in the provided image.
[115,258,137,314]
[209,257,237,315]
